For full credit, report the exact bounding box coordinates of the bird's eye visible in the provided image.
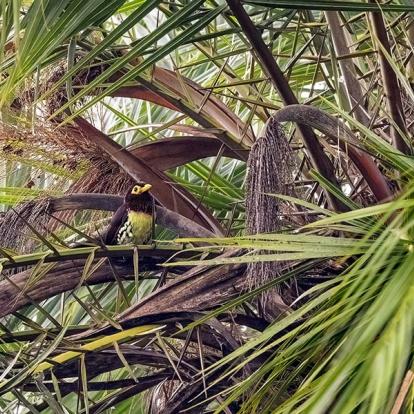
[131,186,141,194]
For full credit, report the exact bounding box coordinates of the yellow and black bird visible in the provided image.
[105,183,154,245]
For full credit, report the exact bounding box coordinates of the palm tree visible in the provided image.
[0,1,414,413]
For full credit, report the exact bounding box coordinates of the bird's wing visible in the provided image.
[105,203,128,245]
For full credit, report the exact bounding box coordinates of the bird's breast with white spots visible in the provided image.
[116,211,152,245]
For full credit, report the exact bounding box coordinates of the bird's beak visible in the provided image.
[140,183,152,194]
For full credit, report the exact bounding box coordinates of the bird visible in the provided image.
[105,183,154,246]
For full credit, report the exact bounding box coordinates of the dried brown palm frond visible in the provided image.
[0,117,134,246]
[0,61,131,250]
[0,114,132,184]
[14,56,109,118]
[0,119,86,178]
[0,115,116,180]
[0,198,50,253]
[148,381,179,414]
